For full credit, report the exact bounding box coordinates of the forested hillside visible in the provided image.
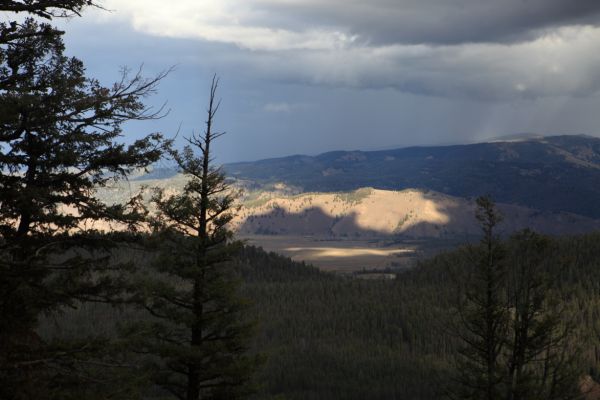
[43,234,600,399]
[232,233,600,399]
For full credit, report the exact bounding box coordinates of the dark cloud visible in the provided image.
[253,0,600,45]
[89,1,600,100]
[236,28,600,101]
[49,2,600,162]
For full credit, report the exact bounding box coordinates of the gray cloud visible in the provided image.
[91,1,600,101]
[252,0,600,45]
[49,2,600,163]
[229,26,600,101]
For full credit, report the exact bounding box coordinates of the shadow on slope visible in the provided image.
[235,191,600,240]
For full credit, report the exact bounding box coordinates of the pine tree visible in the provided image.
[129,76,259,400]
[448,198,582,400]
[504,230,580,400]
[0,10,168,398]
[450,196,508,400]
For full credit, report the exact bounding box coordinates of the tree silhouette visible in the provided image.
[0,1,98,19]
[0,12,168,398]
[450,196,508,400]
[129,76,260,400]
[448,197,581,400]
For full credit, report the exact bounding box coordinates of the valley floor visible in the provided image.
[240,234,463,273]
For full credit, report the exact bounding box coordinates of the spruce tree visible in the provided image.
[0,8,167,398]
[450,196,508,400]
[129,76,259,400]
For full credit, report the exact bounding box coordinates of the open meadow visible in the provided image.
[241,234,466,273]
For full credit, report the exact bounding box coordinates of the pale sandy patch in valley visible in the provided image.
[241,234,424,273]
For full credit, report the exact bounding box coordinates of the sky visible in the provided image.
[51,0,600,163]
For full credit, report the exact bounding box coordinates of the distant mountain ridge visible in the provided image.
[224,135,600,218]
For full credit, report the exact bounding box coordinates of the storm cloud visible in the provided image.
[95,0,600,100]
[102,0,600,48]
[250,0,600,45]
[54,1,600,161]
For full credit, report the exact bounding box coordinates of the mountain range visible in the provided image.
[111,134,600,240]
[224,135,600,219]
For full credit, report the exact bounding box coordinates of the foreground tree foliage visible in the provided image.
[0,1,97,19]
[0,1,100,89]
[448,197,581,400]
[0,19,166,239]
[128,77,259,400]
[0,4,167,398]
